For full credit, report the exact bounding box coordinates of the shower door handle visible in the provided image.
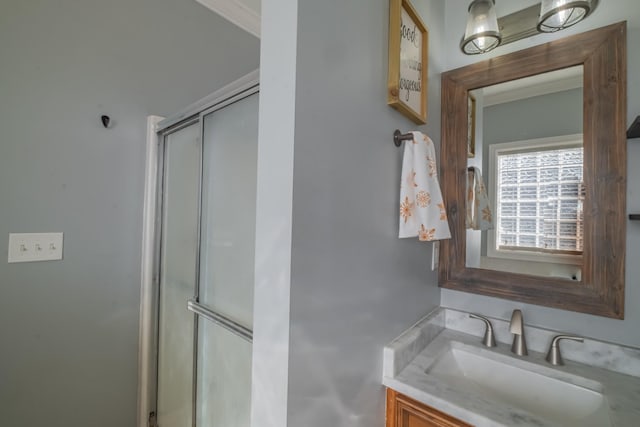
[186,299,253,343]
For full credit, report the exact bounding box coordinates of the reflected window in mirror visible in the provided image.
[486,137,584,279]
[493,140,584,254]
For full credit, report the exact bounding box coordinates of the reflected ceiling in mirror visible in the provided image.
[465,66,585,280]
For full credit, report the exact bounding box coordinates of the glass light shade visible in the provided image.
[460,0,502,55]
[537,0,591,32]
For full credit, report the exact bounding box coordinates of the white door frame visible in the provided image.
[137,115,164,427]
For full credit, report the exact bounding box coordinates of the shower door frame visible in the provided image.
[137,70,259,427]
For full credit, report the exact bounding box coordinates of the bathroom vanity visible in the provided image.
[382,308,640,427]
[386,388,471,427]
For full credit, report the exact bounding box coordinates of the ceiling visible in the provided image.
[477,66,583,107]
[195,0,261,38]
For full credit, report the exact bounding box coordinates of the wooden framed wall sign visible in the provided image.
[387,0,428,124]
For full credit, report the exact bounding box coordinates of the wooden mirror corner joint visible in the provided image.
[438,22,627,319]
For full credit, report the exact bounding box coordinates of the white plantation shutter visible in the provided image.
[496,147,583,253]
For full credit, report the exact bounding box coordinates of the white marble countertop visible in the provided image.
[382,308,640,427]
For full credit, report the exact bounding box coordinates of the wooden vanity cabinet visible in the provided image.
[386,389,473,427]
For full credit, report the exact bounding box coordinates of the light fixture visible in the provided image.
[537,0,591,32]
[460,0,598,55]
[460,0,502,55]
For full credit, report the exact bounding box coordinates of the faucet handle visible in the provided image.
[469,314,496,347]
[546,335,584,366]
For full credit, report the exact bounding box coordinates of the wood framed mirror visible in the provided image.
[438,22,627,319]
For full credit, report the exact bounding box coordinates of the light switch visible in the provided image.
[8,233,64,263]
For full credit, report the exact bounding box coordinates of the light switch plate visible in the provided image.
[8,233,64,263]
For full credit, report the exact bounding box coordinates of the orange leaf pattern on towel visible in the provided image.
[482,206,492,223]
[400,196,415,223]
[418,225,436,241]
[438,203,447,221]
[427,156,437,177]
[406,169,418,188]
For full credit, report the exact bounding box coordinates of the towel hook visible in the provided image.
[393,129,414,147]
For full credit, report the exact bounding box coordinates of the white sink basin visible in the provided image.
[425,343,611,427]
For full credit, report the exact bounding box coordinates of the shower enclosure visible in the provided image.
[139,73,259,427]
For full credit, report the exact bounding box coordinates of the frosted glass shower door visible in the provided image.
[156,121,200,427]
[153,88,258,427]
[196,92,258,427]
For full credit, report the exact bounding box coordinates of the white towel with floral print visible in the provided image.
[399,132,451,241]
[466,167,493,230]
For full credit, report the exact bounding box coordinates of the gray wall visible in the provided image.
[0,1,259,426]
[483,88,583,146]
[286,1,445,425]
[441,0,640,348]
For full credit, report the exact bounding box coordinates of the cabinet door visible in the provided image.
[386,389,473,427]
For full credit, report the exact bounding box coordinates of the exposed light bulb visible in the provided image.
[460,0,502,55]
[537,0,591,33]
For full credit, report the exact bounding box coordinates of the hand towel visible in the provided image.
[466,167,493,230]
[399,132,451,241]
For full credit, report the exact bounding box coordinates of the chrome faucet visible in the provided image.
[546,335,584,366]
[469,313,496,347]
[509,309,528,356]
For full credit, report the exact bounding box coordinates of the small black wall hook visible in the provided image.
[101,115,111,128]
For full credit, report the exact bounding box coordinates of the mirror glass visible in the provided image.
[464,66,584,280]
